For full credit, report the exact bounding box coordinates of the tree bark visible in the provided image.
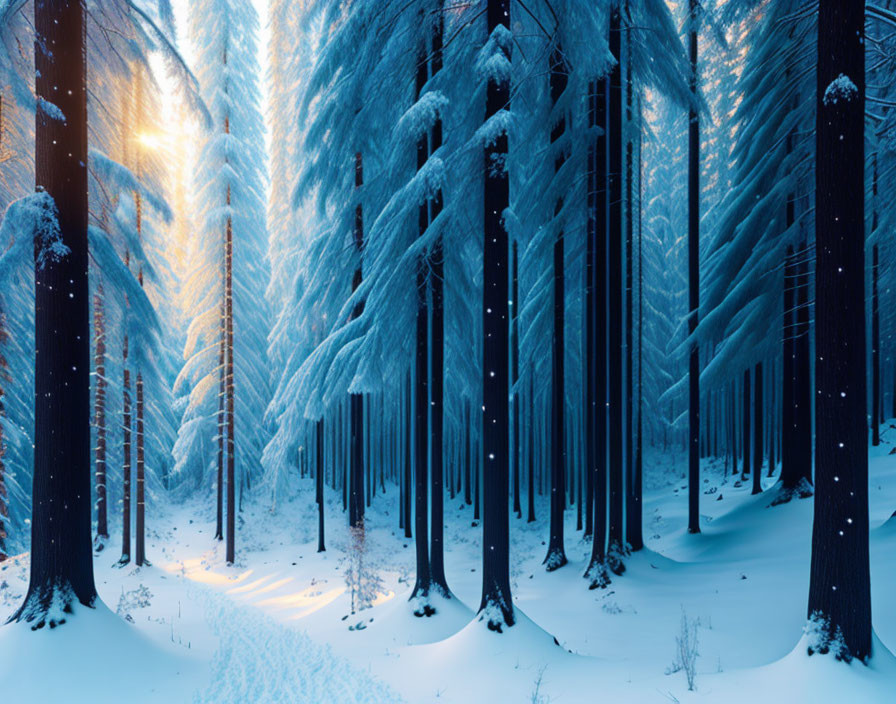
[686,0,701,535]
[808,0,870,661]
[16,0,97,625]
[93,285,108,545]
[752,362,763,494]
[545,44,568,572]
[585,75,609,589]
[607,5,626,568]
[479,0,513,630]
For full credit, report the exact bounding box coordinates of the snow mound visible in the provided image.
[0,601,202,704]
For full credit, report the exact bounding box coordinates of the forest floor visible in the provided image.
[3,436,896,702]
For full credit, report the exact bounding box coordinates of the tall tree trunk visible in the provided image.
[512,241,521,519]
[624,12,636,549]
[411,36,432,607]
[808,0,870,661]
[134,186,146,567]
[545,44,568,572]
[120,292,132,565]
[872,243,880,447]
[349,153,365,529]
[429,8,449,596]
[16,0,97,624]
[607,4,626,570]
[479,0,513,630]
[225,172,236,565]
[527,368,536,523]
[317,418,325,552]
[215,302,225,540]
[752,362,763,495]
[630,116,644,552]
[585,75,609,589]
[93,285,108,546]
[686,0,701,535]
[742,369,751,481]
[0,308,8,561]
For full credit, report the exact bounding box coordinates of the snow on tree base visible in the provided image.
[805,611,852,663]
[584,560,611,590]
[543,548,567,572]
[768,478,814,507]
[12,580,92,630]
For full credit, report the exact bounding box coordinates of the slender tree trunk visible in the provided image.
[121,313,132,565]
[225,180,236,565]
[630,118,644,552]
[93,285,108,545]
[429,11,449,595]
[607,5,626,569]
[479,0,513,630]
[545,44,568,572]
[808,0,870,661]
[624,15,636,549]
[742,369,751,481]
[872,243,880,447]
[527,368,536,523]
[512,241,521,518]
[411,36,432,606]
[0,309,8,561]
[405,372,412,537]
[585,75,609,589]
[16,0,97,624]
[752,362,763,495]
[134,189,146,567]
[349,153,365,529]
[215,303,225,540]
[686,0,701,535]
[317,419,325,552]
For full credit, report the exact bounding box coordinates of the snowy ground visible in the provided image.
[3,438,896,702]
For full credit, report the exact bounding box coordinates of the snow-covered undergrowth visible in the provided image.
[2,442,896,702]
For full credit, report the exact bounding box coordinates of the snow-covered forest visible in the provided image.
[0,0,894,701]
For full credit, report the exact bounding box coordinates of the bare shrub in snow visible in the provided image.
[666,607,699,691]
[530,666,551,704]
[342,525,384,617]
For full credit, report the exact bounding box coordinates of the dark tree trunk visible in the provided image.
[225,184,235,565]
[585,76,609,589]
[120,313,132,565]
[411,38,432,606]
[215,302,225,540]
[629,120,644,552]
[464,398,472,507]
[93,285,108,545]
[428,11,450,597]
[808,0,870,662]
[317,419,325,552]
[527,368,536,523]
[405,372,413,537]
[872,243,880,447]
[687,0,701,535]
[607,5,626,569]
[16,0,97,625]
[794,240,812,487]
[742,369,751,481]
[135,191,146,567]
[781,246,795,487]
[512,241,521,519]
[545,44,568,572]
[752,363,763,495]
[479,0,513,631]
[349,153,365,529]
[624,20,636,549]
[0,308,7,560]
